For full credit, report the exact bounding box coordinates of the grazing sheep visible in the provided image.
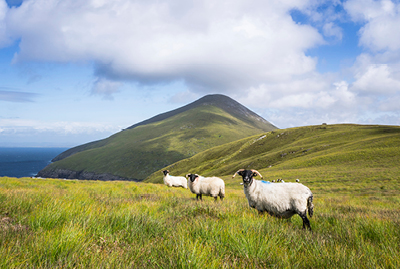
[162,170,187,189]
[232,169,314,230]
[186,174,225,201]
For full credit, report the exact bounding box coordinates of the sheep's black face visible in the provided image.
[162,170,169,176]
[238,170,255,187]
[187,174,199,182]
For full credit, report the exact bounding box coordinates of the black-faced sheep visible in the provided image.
[233,169,314,230]
[186,173,225,201]
[162,170,187,189]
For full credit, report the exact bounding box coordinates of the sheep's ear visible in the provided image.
[253,172,258,177]
[238,171,244,176]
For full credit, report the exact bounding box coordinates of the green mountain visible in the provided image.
[145,124,400,190]
[37,94,276,181]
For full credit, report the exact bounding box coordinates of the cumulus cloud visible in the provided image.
[242,74,355,110]
[4,0,323,95]
[1,0,400,130]
[379,95,400,111]
[345,0,400,51]
[0,0,11,47]
[352,63,400,94]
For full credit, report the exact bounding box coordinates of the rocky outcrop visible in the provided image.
[36,168,140,181]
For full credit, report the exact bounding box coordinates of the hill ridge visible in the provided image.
[126,94,274,130]
[144,124,400,184]
[52,94,274,162]
[38,94,276,180]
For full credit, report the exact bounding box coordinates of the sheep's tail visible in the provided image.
[307,194,314,218]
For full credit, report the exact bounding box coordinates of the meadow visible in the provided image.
[1,173,399,268]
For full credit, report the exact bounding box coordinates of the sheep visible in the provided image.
[186,173,225,201]
[162,170,188,189]
[232,169,314,230]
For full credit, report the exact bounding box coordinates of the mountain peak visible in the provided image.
[127,94,275,130]
[43,94,277,180]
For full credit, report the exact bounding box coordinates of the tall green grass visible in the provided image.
[1,176,399,268]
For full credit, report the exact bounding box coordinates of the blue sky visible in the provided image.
[1,0,400,147]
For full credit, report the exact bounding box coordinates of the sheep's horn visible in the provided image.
[251,169,263,179]
[232,169,245,178]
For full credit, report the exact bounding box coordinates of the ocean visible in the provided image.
[0,147,68,178]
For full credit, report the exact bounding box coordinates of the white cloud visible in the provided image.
[4,0,323,94]
[344,0,396,22]
[379,95,400,111]
[1,0,400,133]
[91,78,122,100]
[322,22,343,41]
[352,64,400,94]
[0,0,11,47]
[345,0,400,51]
[241,74,356,109]
[0,118,121,136]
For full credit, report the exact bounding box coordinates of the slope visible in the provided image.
[52,94,275,162]
[37,95,276,181]
[145,124,400,195]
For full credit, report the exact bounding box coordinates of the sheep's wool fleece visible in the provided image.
[189,176,225,197]
[163,175,187,188]
[244,181,312,218]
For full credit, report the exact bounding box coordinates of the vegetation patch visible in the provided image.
[1,172,399,268]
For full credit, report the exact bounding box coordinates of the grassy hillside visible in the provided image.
[146,124,400,196]
[2,124,399,268]
[1,176,399,268]
[40,105,274,180]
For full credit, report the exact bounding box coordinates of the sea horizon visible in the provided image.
[0,147,68,178]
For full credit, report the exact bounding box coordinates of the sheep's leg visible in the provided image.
[214,196,218,201]
[196,194,201,200]
[299,212,311,231]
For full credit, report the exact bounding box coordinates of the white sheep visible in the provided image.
[186,173,225,201]
[232,169,314,230]
[162,170,188,189]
